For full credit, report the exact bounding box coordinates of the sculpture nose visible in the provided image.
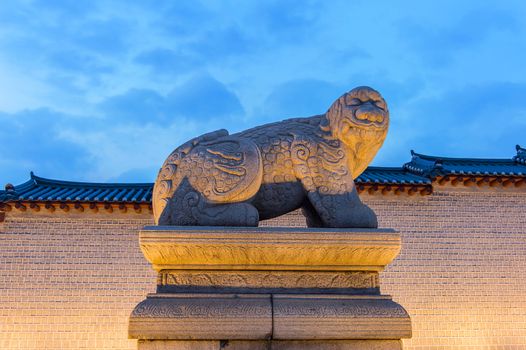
[355,104,384,124]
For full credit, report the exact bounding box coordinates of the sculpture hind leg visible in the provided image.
[158,179,259,227]
[301,200,324,228]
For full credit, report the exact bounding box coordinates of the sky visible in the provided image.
[0,0,525,185]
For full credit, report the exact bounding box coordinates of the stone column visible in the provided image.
[129,226,411,349]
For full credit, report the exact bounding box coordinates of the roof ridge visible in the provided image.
[514,144,526,164]
[30,173,153,188]
[410,150,513,163]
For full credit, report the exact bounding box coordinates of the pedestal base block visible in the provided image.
[138,340,403,350]
[273,295,411,340]
[129,294,272,340]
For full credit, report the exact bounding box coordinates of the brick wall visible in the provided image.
[0,215,155,349]
[1,187,525,349]
[373,189,526,349]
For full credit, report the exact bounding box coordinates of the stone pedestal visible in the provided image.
[129,226,411,349]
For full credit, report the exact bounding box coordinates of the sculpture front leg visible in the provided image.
[307,188,378,228]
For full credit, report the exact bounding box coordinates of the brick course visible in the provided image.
[1,187,525,349]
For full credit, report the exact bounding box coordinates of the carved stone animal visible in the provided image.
[153,86,389,228]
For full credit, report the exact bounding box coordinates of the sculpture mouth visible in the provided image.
[341,120,385,142]
[342,113,387,130]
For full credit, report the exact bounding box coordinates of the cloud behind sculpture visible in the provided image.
[0,1,524,184]
[134,48,202,75]
[166,75,244,120]
[262,79,343,119]
[98,89,168,124]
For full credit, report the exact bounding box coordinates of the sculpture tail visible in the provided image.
[152,129,229,224]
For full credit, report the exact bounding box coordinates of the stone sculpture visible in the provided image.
[133,86,412,349]
[153,86,389,228]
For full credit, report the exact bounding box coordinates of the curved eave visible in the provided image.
[356,183,433,196]
[435,174,525,187]
[0,200,152,215]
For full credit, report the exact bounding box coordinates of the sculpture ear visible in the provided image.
[324,94,345,133]
[193,129,229,145]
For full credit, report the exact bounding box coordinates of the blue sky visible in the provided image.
[1,0,525,185]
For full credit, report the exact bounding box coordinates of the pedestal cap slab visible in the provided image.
[140,226,400,272]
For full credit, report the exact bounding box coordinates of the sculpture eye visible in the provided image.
[347,97,362,106]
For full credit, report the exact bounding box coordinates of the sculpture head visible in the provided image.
[325,86,389,178]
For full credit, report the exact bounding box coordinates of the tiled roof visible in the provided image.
[1,145,524,204]
[356,167,430,185]
[0,172,152,203]
[404,148,526,177]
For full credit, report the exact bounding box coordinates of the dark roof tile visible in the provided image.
[0,173,153,203]
[356,167,431,185]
